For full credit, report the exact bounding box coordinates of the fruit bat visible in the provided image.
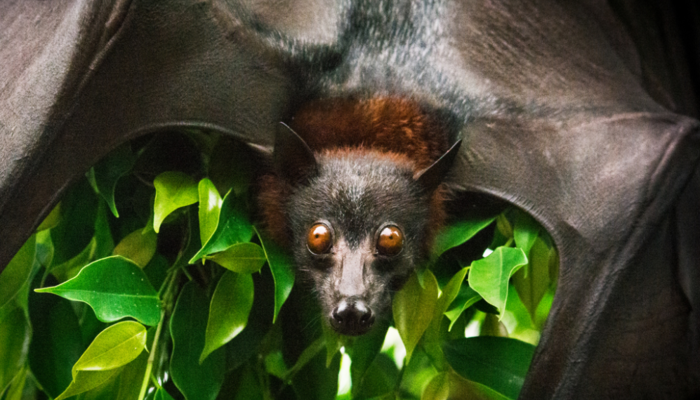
[0,0,699,398]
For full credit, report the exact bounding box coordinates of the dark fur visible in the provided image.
[257,97,455,335]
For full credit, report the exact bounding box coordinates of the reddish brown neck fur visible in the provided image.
[288,97,448,171]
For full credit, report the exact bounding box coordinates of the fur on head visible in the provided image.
[256,97,460,335]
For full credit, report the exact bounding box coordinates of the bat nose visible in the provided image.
[330,297,375,336]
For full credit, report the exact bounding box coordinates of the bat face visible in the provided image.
[286,150,434,335]
[261,123,461,336]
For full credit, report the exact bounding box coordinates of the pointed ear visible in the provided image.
[415,139,462,192]
[274,122,318,184]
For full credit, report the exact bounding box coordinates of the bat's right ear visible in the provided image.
[274,122,318,184]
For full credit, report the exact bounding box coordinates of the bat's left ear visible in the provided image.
[415,139,462,192]
[274,122,319,185]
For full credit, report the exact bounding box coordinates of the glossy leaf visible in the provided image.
[198,178,223,246]
[28,274,83,398]
[0,308,29,392]
[189,191,253,263]
[433,216,495,257]
[513,211,539,256]
[256,230,294,323]
[112,228,157,268]
[36,256,161,326]
[170,282,225,400]
[89,144,136,218]
[469,247,528,316]
[153,171,198,233]
[437,267,469,319]
[445,285,482,331]
[55,367,124,400]
[0,235,35,310]
[423,267,469,366]
[443,337,535,399]
[207,242,266,274]
[200,271,254,363]
[393,270,438,362]
[72,321,147,373]
[50,202,114,282]
[513,237,553,321]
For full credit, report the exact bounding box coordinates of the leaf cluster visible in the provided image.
[0,131,558,400]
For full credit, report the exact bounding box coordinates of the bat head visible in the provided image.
[272,123,460,336]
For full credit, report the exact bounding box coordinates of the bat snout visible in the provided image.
[329,296,375,336]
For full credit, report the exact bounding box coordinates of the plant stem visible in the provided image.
[138,268,179,400]
[138,308,165,400]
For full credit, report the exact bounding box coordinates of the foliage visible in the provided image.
[0,131,558,400]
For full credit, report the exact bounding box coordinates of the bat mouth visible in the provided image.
[328,297,376,336]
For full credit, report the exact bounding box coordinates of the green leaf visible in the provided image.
[170,282,225,400]
[198,178,223,246]
[153,171,199,233]
[0,308,29,393]
[351,353,398,399]
[423,267,469,367]
[3,367,27,400]
[112,228,157,268]
[72,321,147,374]
[36,256,161,326]
[189,191,253,263]
[256,230,294,323]
[0,235,35,310]
[513,211,539,256]
[50,202,114,282]
[347,320,390,395]
[443,337,535,399]
[445,285,482,331]
[51,179,99,266]
[433,216,495,257]
[200,271,254,363]
[322,321,345,367]
[495,214,513,239]
[468,247,528,317]
[55,367,124,400]
[207,242,266,274]
[513,237,553,322]
[422,371,509,400]
[291,342,341,400]
[28,274,83,398]
[89,144,136,218]
[283,337,325,382]
[208,136,255,196]
[36,202,62,231]
[479,313,509,337]
[393,270,438,362]
[155,387,177,400]
[423,371,450,400]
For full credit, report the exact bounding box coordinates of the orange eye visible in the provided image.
[307,223,332,254]
[377,226,403,256]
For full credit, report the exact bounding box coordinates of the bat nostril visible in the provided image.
[330,298,374,336]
